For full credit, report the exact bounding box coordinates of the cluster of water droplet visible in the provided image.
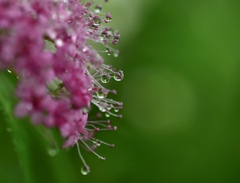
[81,0,124,124]
[85,1,121,58]
[79,59,123,175]
[75,124,117,175]
[89,63,123,119]
[77,0,123,175]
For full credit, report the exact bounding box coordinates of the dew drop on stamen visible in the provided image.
[88,12,94,20]
[100,33,105,41]
[107,105,112,110]
[48,147,58,157]
[7,69,12,73]
[105,113,110,117]
[96,91,107,99]
[94,5,102,13]
[82,106,91,114]
[55,39,63,47]
[107,29,113,36]
[114,109,119,112]
[114,70,124,81]
[99,107,106,112]
[105,48,111,56]
[112,40,117,45]
[93,140,101,146]
[113,51,119,57]
[104,13,112,23]
[81,166,90,175]
[105,17,112,23]
[96,142,101,147]
[112,34,120,45]
[101,75,110,83]
[93,16,102,26]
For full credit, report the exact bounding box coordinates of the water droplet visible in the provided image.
[114,70,124,81]
[104,17,112,23]
[107,105,112,110]
[96,142,101,146]
[82,107,90,114]
[105,48,111,56]
[114,32,121,39]
[93,140,101,146]
[107,29,113,36]
[102,40,108,45]
[55,39,63,47]
[100,33,105,41]
[101,75,110,83]
[99,107,106,112]
[81,166,90,175]
[96,91,107,99]
[104,13,112,23]
[94,5,102,13]
[82,46,88,53]
[88,13,93,20]
[93,16,102,26]
[113,51,119,57]
[48,147,58,157]
[7,69,12,73]
[112,39,119,45]
[114,109,119,112]
[105,113,110,117]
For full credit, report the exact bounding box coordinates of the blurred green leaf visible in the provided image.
[44,39,56,53]
[0,71,33,183]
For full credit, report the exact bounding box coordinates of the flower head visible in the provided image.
[0,0,123,174]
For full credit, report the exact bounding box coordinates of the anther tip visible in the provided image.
[111,90,117,94]
[95,127,100,132]
[96,112,102,118]
[118,114,123,119]
[101,157,106,161]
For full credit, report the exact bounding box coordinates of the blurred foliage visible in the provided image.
[1,0,240,183]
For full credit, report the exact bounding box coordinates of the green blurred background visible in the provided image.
[1,0,240,182]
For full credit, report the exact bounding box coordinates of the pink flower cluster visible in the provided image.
[0,0,123,173]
